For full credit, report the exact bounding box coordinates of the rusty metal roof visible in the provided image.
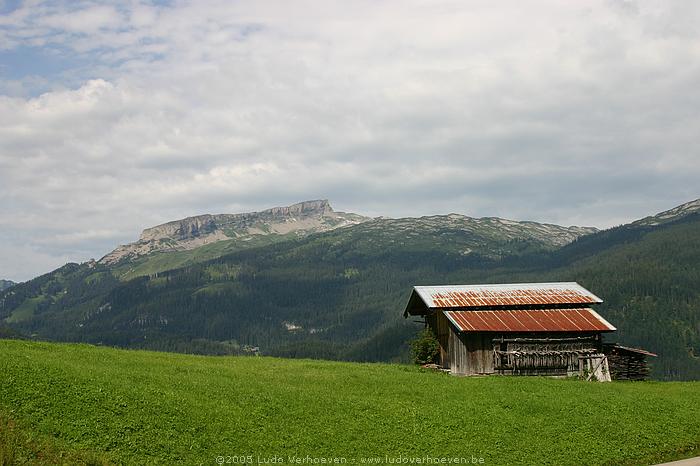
[443,308,616,332]
[412,282,602,309]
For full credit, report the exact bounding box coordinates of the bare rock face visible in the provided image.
[265,199,333,217]
[100,200,369,265]
[139,215,219,242]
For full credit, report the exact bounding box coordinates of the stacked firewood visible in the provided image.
[607,353,651,381]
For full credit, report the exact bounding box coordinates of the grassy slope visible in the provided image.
[1,340,699,465]
[5,296,44,323]
[111,233,300,281]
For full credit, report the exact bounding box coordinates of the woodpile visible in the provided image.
[603,344,655,381]
[606,353,651,380]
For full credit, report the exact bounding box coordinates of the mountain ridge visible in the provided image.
[633,198,700,226]
[99,200,599,279]
[0,280,15,291]
[100,200,369,265]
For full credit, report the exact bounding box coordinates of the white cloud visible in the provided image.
[1,0,699,280]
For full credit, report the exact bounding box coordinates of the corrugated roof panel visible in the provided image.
[415,282,602,309]
[443,308,616,333]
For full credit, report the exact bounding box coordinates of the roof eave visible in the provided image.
[403,288,431,317]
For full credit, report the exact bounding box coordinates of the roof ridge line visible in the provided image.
[414,281,581,289]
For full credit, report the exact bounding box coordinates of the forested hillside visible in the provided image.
[1,204,699,380]
[525,213,700,380]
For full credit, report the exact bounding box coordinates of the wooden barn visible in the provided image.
[403,282,652,380]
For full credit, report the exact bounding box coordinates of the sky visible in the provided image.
[1,0,699,282]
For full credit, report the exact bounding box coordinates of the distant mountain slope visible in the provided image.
[633,198,700,226]
[2,198,699,379]
[102,201,596,281]
[530,211,700,380]
[342,214,596,258]
[0,280,15,291]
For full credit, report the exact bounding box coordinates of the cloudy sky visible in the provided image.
[1,0,699,281]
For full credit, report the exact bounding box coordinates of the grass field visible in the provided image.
[1,340,699,465]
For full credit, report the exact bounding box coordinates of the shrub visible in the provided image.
[410,328,439,365]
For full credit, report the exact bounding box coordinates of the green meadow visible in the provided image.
[1,340,699,465]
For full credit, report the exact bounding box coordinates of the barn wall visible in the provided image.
[436,311,451,368]
[449,330,493,375]
[447,324,602,376]
[495,335,598,376]
[426,311,451,368]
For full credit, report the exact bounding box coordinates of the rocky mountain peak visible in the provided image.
[264,199,332,217]
[100,200,369,265]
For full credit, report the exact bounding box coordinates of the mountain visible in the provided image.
[633,198,700,226]
[99,200,595,281]
[0,280,15,291]
[1,198,699,379]
[339,214,596,259]
[101,200,369,279]
[101,199,367,264]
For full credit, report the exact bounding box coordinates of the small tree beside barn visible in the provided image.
[404,282,655,380]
